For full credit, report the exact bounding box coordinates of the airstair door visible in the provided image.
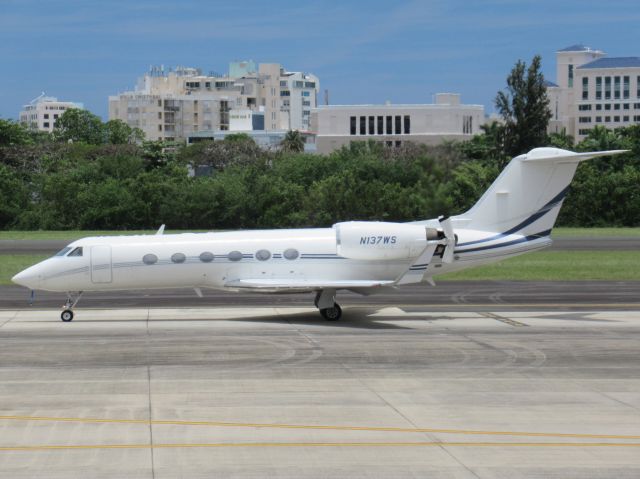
[91,245,112,283]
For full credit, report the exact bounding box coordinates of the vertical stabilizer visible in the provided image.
[454,147,627,235]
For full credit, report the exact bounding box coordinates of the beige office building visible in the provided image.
[310,94,485,154]
[547,45,640,141]
[19,93,83,132]
[108,62,319,141]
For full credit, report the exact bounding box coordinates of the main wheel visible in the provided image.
[320,304,342,321]
[61,310,74,322]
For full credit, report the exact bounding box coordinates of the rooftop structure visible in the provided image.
[19,93,83,132]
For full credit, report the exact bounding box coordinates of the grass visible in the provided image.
[1,254,49,286]
[439,251,640,281]
[3,251,640,286]
[0,227,639,241]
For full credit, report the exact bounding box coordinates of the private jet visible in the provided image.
[12,147,626,322]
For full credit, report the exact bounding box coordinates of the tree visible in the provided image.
[0,119,32,146]
[104,119,144,144]
[53,108,105,144]
[280,130,305,153]
[495,55,552,157]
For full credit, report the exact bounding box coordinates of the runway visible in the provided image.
[1,302,640,478]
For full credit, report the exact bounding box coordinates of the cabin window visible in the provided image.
[55,247,72,257]
[68,247,83,257]
[228,251,243,261]
[283,248,299,260]
[256,249,271,261]
[142,254,158,265]
[171,253,186,263]
[199,251,214,262]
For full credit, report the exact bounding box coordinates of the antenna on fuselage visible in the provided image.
[156,224,166,235]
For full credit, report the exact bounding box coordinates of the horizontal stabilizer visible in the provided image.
[522,148,629,162]
[225,278,394,291]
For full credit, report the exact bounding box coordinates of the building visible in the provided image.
[310,93,485,154]
[547,45,640,141]
[19,93,83,132]
[108,62,319,142]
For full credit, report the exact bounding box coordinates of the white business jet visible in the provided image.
[12,147,625,322]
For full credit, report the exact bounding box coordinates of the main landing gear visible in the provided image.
[315,289,342,321]
[61,291,83,322]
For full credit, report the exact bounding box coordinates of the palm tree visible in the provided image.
[281,130,305,152]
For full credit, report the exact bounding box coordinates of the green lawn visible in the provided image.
[1,254,49,286]
[0,227,639,241]
[439,251,640,281]
[3,250,640,286]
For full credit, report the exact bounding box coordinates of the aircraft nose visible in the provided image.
[12,266,42,289]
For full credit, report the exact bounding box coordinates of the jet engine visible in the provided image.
[333,221,428,260]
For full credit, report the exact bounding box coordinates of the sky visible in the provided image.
[1,0,639,120]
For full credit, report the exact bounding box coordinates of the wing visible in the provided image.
[224,278,395,293]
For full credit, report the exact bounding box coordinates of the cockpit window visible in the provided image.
[68,247,83,257]
[55,247,72,257]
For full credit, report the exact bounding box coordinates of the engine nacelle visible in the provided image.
[334,221,428,260]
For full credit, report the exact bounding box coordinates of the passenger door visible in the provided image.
[91,245,112,283]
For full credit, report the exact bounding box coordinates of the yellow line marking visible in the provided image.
[1,415,639,440]
[1,442,640,451]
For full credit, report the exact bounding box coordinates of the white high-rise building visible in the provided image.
[108,62,319,142]
[19,93,83,132]
[310,94,485,154]
[547,45,640,141]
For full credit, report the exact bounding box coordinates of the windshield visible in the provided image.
[54,247,72,257]
[68,247,83,257]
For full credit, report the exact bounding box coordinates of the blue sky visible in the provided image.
[1,0,638,120]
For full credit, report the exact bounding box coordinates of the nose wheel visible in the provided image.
[60,291,83,322]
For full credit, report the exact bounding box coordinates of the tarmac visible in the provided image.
[1,296,640,478]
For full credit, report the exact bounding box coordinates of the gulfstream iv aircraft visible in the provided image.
[12,147,626,322]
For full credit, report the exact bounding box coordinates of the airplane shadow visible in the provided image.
[230,310,415,330]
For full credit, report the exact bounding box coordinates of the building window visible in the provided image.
[394,116,401,134]
[624,103,630,110]
[403,115,411,134]
[395,140,401,147]
[359,116,366,135]
[614,104,620,110]
[637,76,640,98]
[350,116,356,135]
[595,116,602,123]
[595,104,602,110]
[43,122,49,128]
[605,77,611,100]
[568,64,574,88]
[578,129,591,135]
[623,76,630,99]
[463,115,473,134]
[614,76,621,99]
[368,116,375,135]
[578,116,592,123]
[605,116,611,122]
[377,116,383,135]
[623,116,629,122]
[578,104,592,111]
[44,113,49,119]
[605,104,611,111]
[582,77,589,100]
[386,116,392,134]
[614,116,620,122]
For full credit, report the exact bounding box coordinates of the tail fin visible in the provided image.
[455,147,627,235]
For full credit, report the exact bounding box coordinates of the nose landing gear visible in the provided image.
[61,291,83,322]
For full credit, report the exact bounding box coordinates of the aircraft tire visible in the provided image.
[320,304,342,321]
[61,310,74,322]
